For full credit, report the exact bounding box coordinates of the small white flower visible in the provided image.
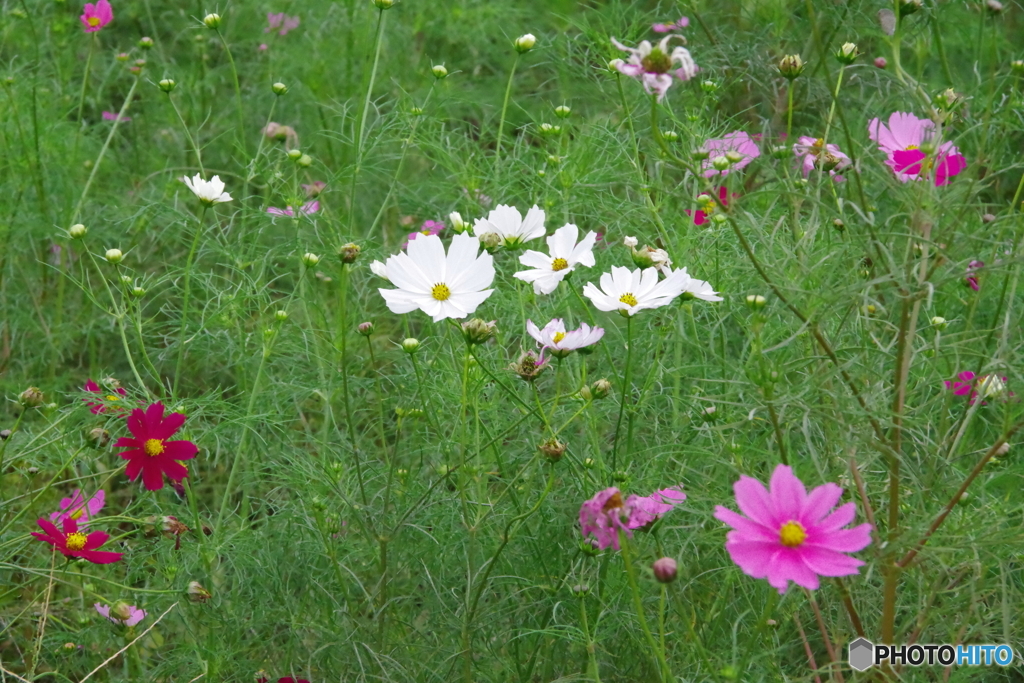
[526,319,604,358]
[472,204,546,247]
[623,235,639,248]
[666,266,723,302]
[182,174,233,205]
[582,266,693,316]
[370,260,389,280]
[378,233,495,322]
[513,223,597,295]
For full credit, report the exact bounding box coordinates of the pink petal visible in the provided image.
[768,465,806,521]
[714,506,776,541]
[733,475,776,526]
[798,545,865,577]
[800,482,843,525]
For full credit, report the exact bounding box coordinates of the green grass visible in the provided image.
[1,0,1024,681]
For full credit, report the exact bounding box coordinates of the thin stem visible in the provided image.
[347,8,387,237]
[494,54,520,163]
[806,590,844,683]
[611,316,633,474]
[619,535,673,682]
[76,35,96,126]
[166,93,205,176]
[172,205,209,398]
[578,594,601,683]
[336,265,367,506]
[786,79,795,139]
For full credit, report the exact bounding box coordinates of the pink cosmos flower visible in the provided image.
[258,43,269,51]
[701,131,761,177]
[867,112,966,185]
[652,16,689,33]
[404,220,445,247]
[945,371,1010,404]
[579,486,686,550]
[95,603,146,627]
[793,136,850,179]
[610,35,698,101]
[83,379,127,414]
[965,259,983,291]
[80,0,113,32]
[102,111,131,122]
[265,13,300,36]
[525,319,604,358]
[687,186,731,225]
[713,464,872,594]
[267,201,320,217]
[302,181,326,197]
[49,490,105,528]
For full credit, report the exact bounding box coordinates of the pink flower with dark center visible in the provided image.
[701,131,760,177]
[965,259,983,291]
[652,16,689,32]
[49,490,105,528]
[713,464,872,594]
[687,186,731,225]
[95,603,146,627]
[80,0,113,32]
[945,370,1010,404]
[868,112,966,185]
[83,379,127,414]
[579,486,686,549]
[267,201,320,217]
[265,13,300,36]
[102,111,131,122]
[610,35,698,101]
[793,136,850,179]
[405,220,445,247]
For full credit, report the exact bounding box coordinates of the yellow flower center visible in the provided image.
[66,532,88,550]
[551,258,569,272]
[70,508,85,520]
[143,438,165,457]
[88,16,101,26]
[431,283,451,301]
[421,230,431,235]
[905,144,919,151]
[779,520,807,548]
[106,395,120,402]
[619,293,638,307]
[553,332,566,343]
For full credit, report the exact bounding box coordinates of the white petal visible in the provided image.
[518,250,551,269]
[519,205,547,241]
[549,223,578,258]
[379,288,423,314]
[526,320,544,345]
[385,252,433,294]
[571,231,598,267]
[447,289,493,317]
[407,233,447,284]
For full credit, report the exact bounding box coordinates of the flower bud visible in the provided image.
[772,144,792,159]
[431,64,448,79]
[297,154,313,167]
[700,79,719,93]
[138,36,154,49]
[357,321,374,336]
[105,248,123,264]
[449,211,468,233]
[87,427,111,448]
[461,318,496,345]
[111,601,133,622]
[514,33,536,53]
[874,57,887,69]
[1012,60,1024,73]
[373,0,395,8]
[571,583,590,596]
[696,193,716,211]
[132,286,146,298]
[272,81,288,95]
[982,213,996,223]
[590,378,612,399]
[835,42,859,64]
[338,243,361,264]
[19,387,44,407]
[187,581,211,602]
[898,0,922,16]
[931,316,948,329]
[701,405,717,420]
[287,149,303,160]
[995,441,1010,457]
[69,223,87,239]
[203,13,221,29]
[833,218,845,231]
[301,252,320,267]
[0,429,10,440]
[745,294,766,309]
[401,338,420,354]
[652,557,677,583]
[724,150,743,164]
[935,88,962,111]
[275,310,288,322]
[711,155,731,170]
[778,54,805,79]
[691,147,710,161]
[554,104,571,118]
[477,231,503,252]
[116,52,130,63]
[158,78,176,93]
[661,130,679,142]
[538,437,566,462]
[986,0,1004,14]
[623,235,638,248]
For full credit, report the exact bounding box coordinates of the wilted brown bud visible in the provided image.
[511,350,546,382]
[538,437,566,462]
[461,318,497,345]
[87,428,111,448]
[590,378,612,399]
[187,581,211,602]
[338,243,361,264]
[19,387,44,407]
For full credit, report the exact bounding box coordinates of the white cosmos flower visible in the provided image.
[472,204,546,246]
[666,266,723,302]
[378,233,495,322]
[513,223,597,295]
[182,174,233,205]
[582,265,693,316]
[526,319,604,358]
[370,260,389,280]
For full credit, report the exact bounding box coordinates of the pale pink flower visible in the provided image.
[701,131,760,177]
[102,111,131,122]
[610,35,698,101]
[95,603,146,627]
[81,0,113,32]
[793,136,850,179]
[49,490,105,528]
[525,319,604,358]
[405,220,445,247]
[652,16,689,32]
[579,486,686,550]
[265,13,300,36]
[266,201,319,217]
[713,464,872,594]
[867,112,966,185]
[627,487,686,529]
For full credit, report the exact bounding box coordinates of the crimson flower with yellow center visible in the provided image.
[115,402,198,491]
[31,517,122,564]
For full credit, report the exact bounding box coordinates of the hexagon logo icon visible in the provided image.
[849,637,874,671]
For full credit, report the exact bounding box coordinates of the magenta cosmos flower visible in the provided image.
[102,111,131,122]
[405,219,445,247]
[965,259,983,291]
[701,131,761,177]
[31,517,123,564]
[713,465,872,594]
[115,402,198,491]
[686,186,732,226]
[49,489,105,528]
[610,36,698,101]
[80,0,113,32]
[868,112,966,186]
[579,486,686,550]
[95,603,147,627]
[945,371,1010,404]
[267,201,319,217]
[84,379,127,414]
[652,16,689,33]
[793,136,850,179]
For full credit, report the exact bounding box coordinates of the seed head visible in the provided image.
[461,318,497,345]
[511,349,546,382]
[19,387,45,408]
[514,33,537,53]
[105,248,123,264]
[539,437,566,462]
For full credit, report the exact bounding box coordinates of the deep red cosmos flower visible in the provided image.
[84,379,127,414]
[31,517,123,564]
[115,402,198,491]
[687,186,732,226]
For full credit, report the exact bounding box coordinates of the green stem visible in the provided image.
[786,79,795,139]
[494,54,520,163]
[347,8,387,237]
[76,34,96,126]
[619,534,673,682]
[336,265,367,506]
[166,93,205,176]
[611,315,633,474]
[0,412,26,495]
[579,593,601,683]
[172,205,209,398]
